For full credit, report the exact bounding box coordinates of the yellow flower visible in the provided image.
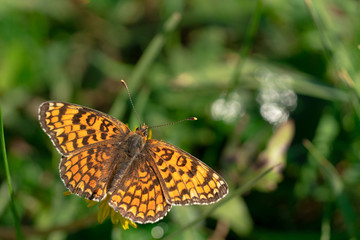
[89,196,137,229]
[64,191,137,229]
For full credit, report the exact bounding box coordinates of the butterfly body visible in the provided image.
[127,126,148,157]
[39,101,228,223]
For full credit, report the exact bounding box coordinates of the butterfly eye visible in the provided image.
[144,129,149,138]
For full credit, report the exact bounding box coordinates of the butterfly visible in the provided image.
[38,101,228,223]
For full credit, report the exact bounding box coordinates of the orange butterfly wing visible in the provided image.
[109,156,172,223]
[39,101,131,201]
[39,101,130,155]
[60,143,119,201]
[146,139,228,205]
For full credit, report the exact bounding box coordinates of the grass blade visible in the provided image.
[109,12,182,119]
[0,105,24,240]
[228,0,263,95]
[304,0,360,119]
[303,139,359,239]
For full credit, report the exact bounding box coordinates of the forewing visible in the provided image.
[60,143,117,201]
[108,156,172,224]
[146,139,228,205]
[39,101,130,155]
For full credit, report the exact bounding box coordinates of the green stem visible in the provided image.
[227,0,263,95]
[109,12,182,119]
[304,0,360,120]
[320,202,331,240]
[303,139,359,239]
[0,105,24,240]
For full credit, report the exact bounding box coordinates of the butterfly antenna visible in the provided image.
[121,80,142,126]
[148,117,198,129]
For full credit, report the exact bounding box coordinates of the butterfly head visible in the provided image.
[135,123,149,138]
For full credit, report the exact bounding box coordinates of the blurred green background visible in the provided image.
[1,0,360,239]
